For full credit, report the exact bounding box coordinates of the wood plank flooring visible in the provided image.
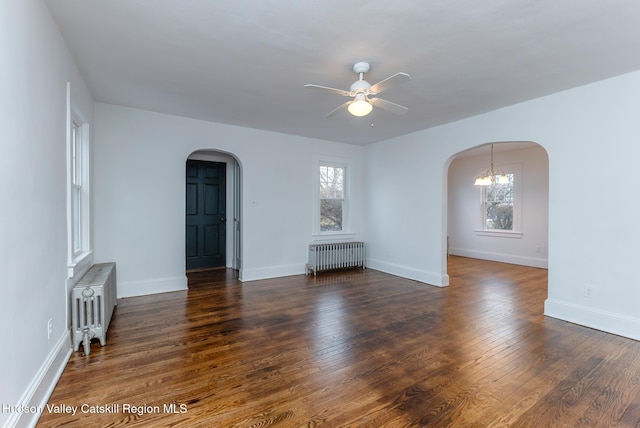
[37,257,640,427]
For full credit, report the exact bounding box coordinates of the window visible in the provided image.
[67,83,91,276]
[319,164,345,232]
[71,120,83,254]
[482,174,514,230]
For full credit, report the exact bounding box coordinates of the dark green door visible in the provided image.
[186,160,226,270]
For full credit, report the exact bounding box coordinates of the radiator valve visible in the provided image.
[82,327,95,356]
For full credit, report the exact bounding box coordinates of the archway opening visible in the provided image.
[185,149,243,282]
[445,141,549,271]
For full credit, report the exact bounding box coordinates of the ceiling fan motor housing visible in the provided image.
[350,79,371,94]
[352,61,370,74]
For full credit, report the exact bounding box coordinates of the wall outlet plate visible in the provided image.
[584,285,594,298]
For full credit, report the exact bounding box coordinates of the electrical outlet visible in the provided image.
[47,318,52,340]
[584,285,594,299]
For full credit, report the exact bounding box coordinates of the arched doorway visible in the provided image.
[446,141,549,269]
[186,150,242,276]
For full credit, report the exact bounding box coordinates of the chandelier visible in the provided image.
[474,144,509,186]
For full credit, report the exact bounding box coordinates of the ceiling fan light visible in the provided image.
[348,96,373,117]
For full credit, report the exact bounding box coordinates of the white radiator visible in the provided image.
[307,242,365,276]
[72,262,117,355]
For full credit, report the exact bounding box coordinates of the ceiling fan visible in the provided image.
[304,62,411,118]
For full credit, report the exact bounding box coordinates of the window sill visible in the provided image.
[67,250,93,279]
[311,232,357,242]
[474,229,523,239]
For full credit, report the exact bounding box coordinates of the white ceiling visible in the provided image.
[45,0,640,145]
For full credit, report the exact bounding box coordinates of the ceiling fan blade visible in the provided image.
[325,101,351,118]
[370,97,409,115]
[304,84,351,97]
[369,72,411,94]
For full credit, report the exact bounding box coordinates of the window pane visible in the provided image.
[485,202,513,230]
[72,122,80,185]
[72,186,81,252]
[320,199,343,231]
[486,176,513,202]
[320,165,344,199]
[483,174,514,230]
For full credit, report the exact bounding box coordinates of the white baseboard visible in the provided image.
[4,332,71,428]
[118,276,188,298]
[240,263,305,282]
[239,260,450,288]
[545,298,640,341]
[366,259,449,287]
[449,248,548,269]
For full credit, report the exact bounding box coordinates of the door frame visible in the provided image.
[186,150,242,272]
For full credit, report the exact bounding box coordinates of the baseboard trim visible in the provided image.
[240,263,304,282]
[239,260,450,287]
[5,331,71,428]
[449,248,548,269]
[545,298,640,341]
[367,259,449,287]
[118,276,188,298]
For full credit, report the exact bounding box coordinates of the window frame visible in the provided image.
[474,163,523,238]
[312,158,355,240]
[319,163,345,232]
[66,83,92,277]
[482,172,514,230]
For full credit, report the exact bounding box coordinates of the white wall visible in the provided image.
[365,70,640,340]
[93,103,366,297]
[0,1,94,427]
[448,144,549,268]
[365,139,451,285]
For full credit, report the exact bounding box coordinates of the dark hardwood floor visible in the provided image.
[38,257,640,427]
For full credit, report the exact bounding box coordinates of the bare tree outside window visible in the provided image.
[319,165,345,231]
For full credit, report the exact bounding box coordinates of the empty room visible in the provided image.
[3,1,640,427]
